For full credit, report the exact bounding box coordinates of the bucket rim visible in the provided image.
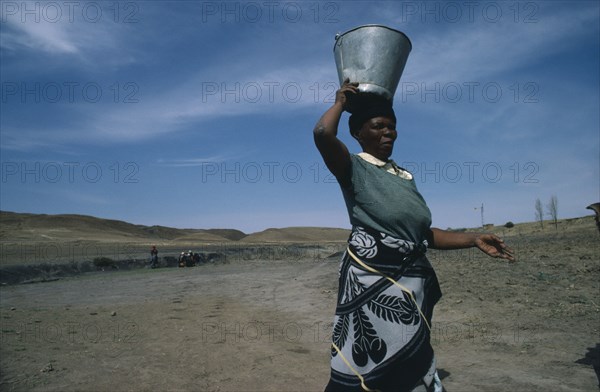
[333,24,412,51]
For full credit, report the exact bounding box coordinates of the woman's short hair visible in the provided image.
[348,99,396,136]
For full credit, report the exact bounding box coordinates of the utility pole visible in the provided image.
[474,203,484,228]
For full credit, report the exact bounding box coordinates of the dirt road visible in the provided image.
[1,226,598,391]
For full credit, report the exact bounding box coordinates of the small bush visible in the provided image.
[93,257,116,269]
[504,221,515,228]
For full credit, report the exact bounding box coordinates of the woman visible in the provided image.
[313,80,515,392]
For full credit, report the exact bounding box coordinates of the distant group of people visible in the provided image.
[179,250,201,267]
[149,246,203,269]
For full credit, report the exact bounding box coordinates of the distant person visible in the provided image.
[313,80,515,392]
[587,203,600,233]
[186,250,195,267]
[150,246,158,269]
[179,252,186,268]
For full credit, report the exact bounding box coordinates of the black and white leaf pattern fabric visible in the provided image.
[341,269,366,304]
[330,225,442,389]
[348,270,366,299]
[331,313,350,357]
[380,233,414,253]
[349,227,378,259]
[368,290,421,325]
[352,308,387,366]
[334,265,422,368]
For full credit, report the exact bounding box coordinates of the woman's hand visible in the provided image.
[429,228,516,262]
[313,79,355,187]
[475,234,515,262]
[335,78,359,112]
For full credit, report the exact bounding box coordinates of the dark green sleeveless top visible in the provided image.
[341,154,432,243]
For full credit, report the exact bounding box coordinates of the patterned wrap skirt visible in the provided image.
[325,226,443,392]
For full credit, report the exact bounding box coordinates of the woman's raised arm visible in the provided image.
[312,80,358,187]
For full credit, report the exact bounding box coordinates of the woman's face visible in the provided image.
[356,116,397,160]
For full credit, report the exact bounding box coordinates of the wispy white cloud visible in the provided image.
[59,189,111,206]
[403,4,598,83]
[1,8,138,68]
[2,1,596,154]
[1,22,77,54]
[25,186,111,206]
[155,154,246,167]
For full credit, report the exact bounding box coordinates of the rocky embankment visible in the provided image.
[0,243,346,285]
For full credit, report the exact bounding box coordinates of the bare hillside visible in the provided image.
[241,226,351,243]
[0,211,243,243]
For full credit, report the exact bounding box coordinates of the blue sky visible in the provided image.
[1,1,598,233]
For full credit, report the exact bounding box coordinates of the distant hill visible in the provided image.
[241,227,350,243]
[2,210,596,245]
[0,211,349,244]
[202,229,248,241]
[0,211,244,243]
[446,215,597,238]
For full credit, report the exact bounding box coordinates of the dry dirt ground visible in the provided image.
[1,219,598,391]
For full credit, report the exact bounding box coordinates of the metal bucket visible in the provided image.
[334,25,412,104]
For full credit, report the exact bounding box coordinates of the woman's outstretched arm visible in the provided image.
[427,227,515,261]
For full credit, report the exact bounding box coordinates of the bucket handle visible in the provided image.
[334,33,343,47]
[334,33,344,84]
